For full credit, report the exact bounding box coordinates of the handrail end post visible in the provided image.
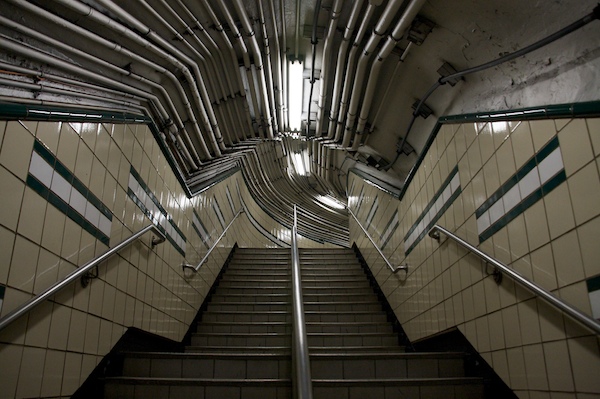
[394,264,409,276]
[151,234,166,248]
[428,227,441,241]
[182,263,197,274]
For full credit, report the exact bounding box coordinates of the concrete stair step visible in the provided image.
[120,352,290,379]
[104,377,291,399]
[307,332,398,347]
[311,377,484,399]
[302,293,379,302]
[303,301,382,312]
[304,311,388,323]
[196,321,291,334]
[309,346,406,354]
[309,352,467,379]
[217,279,290,287]
[215,287,290,295]
[306,322,393,334]
[210,293,291,303]
[191,332,291,347]
[185,346,290,354]
[201,311,291,323]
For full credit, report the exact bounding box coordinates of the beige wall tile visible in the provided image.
[40,349,66,397]
[558,119,594,176]
[57,123,80,171]
[567,337,600,393]
[552,230,584,287]
[15,347,45,398]
[523,344,549,390]
[586,118,600,156]
[530,120,556,152]
[577,216,600,278]
[8,235,40,293]
[511,121,535,168]
[543,183,575,240]
[0,122,34,181]
[0,165,25,231]
[568,161,600,225]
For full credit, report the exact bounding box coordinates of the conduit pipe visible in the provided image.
[64,0,225,156]
[0,36,201,172]
[326,0,365,139]
[148,0,242,144]
[334,1,379,142]
[280,0,289,130]
[2,0,206,165]
[353,0,426,150]
[314,0,344,137]
[170,0,252,140]
[268,0,285,133]
[213,0,265,138]
[201,0,256,138]
[231,0,276,139]
[258,0,279,133]
[341,0,405,148]
[306,0,322,136]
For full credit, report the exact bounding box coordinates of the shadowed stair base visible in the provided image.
[104,248,485,398]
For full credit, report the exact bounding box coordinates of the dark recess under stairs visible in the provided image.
[103,247,496,398]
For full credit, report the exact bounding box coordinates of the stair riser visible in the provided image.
[197,324,291,334]
[201,312,291,323]
[308,335,398,347]
[306,324,393,334]
[191,335,291,347]
[206,303,289,312]
[305,313,388,323]
[303,303,382,312]
[312,382,484,399]
[105,382,292,399]
[310,357,465,379]
[210,295,290,303]
[122,357,290,379]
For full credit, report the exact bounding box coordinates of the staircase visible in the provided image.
[103,247,484,398]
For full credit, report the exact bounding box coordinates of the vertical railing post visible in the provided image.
[291,205,313,399]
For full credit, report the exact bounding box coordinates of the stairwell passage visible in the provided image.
[104,247,485,398]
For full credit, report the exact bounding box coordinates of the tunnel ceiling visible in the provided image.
[0,0,597,246]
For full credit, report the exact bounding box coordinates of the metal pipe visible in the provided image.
[231,0,276,139]
[281,0,289,130]
[334,2,378,143]
[268,0,285,133]
[201,0,256,138]
[348,207,408,274]
[182,208,244,273]
[60,0,224,156]
[258,0,279,133]
[291,205,313,399]
[305,0,322,136]
[428,225,600,335]
[0,225,166,332]
[353,0,426,150]
[315,0,343,137]
[341,0,404,147]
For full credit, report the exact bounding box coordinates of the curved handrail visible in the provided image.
[428,224,600,335]
[182,208,244,273]
[347,207,408,275]
[0,224,166,332]
[291,205,313,399]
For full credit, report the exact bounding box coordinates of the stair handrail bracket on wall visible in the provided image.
[348,207,409,276]
[0,224,166,333]
[428,224,600,335]
[291,205,314,399]
[182,208,244,273]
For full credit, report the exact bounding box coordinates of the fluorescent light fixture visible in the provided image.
[318,195,346,210]
[288,60,303,131]
[292,152,309,176]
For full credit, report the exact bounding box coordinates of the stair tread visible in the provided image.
[122,352,290,359]
[310,352,467,359]
[105,376,292,385]
[312,377,484,385]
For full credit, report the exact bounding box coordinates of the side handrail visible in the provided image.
[291,205,313,399]
[182,208,244,273]
[347,207,408,275]
[429,224,600,335]
[0,224,166,332]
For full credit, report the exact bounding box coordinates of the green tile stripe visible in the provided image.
[33,140,112,220]
[192,209,211,249]
[28,174,110,246]
[226,186,236,213]
[476,136,565,243]
[476,136,560,218]
[365,196,379,229]
[128,166,186,257]
[355,187,365,212]
[587,275,600,293]
[404,166,461,256]
[380,210,400,251]
[212,196,226,229]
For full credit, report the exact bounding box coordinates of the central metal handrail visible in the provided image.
[429,224,600,335]
[182,208,244,273]
[347,207,408,275]
[0,224,166,332]
[291,205,313,399]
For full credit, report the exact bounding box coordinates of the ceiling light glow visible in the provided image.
[288,60,303,131]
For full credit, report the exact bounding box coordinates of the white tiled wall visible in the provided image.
[0,119,330,398]
[350,117,600,398]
